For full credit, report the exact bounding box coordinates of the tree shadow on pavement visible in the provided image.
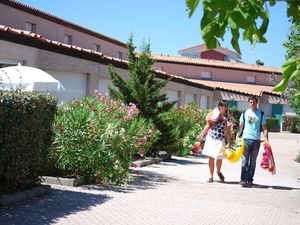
[83,170,177,193]
[0,189,111,225]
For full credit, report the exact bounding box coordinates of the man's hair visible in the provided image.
[248,95,258,102]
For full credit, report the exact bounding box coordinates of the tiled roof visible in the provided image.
[0,25,282,97]
[2,0,127,47]
[179,43,240,57]
[152,54,282,74]
[189,79,280,96]
[0,25,127,65]
[0,25,214,91]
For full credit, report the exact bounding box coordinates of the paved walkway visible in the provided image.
[1,133,300,225]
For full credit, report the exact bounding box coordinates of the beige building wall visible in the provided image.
[0,4,128,60]
[154,62,282,86]
[0,40,38,66]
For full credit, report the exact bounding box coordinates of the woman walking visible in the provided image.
[198,100,231,182]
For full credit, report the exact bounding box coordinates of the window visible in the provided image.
[185,94,195,104]
[200,71,212,80]
[246,75,256,84]
[25,22,36,33]
[166,90,180,108]
[94,44,101,52]
[118,52,123,59]
[200,96,208,109]
[64,34,73,45]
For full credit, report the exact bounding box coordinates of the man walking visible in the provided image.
[236,96,269,187]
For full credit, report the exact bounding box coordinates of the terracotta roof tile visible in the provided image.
[179,44,240,57]
[152,54,281,74]
[0,25,282,97]
[189,79,280,96]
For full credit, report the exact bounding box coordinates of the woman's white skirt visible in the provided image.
[202,135,225,159]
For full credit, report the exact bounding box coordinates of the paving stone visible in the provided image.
[0,133,299,225]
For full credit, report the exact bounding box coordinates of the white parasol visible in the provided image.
[0,64,64,92]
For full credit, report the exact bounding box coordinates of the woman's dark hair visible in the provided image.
[218,100,228,116]
[218,100,228,108]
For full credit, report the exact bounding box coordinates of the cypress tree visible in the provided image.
[107,35,175,120]
[108,35,176,155]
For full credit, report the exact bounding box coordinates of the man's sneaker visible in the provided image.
[247,181,253,187]
[239,180,248,187]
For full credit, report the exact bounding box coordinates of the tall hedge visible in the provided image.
[0,91,57,195]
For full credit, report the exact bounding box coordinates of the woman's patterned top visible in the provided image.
[209,117,228,141]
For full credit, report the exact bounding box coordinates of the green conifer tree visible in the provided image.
[107,35,175,120]
[108,35,177,155]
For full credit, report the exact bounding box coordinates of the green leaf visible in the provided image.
[287,1,300,22]
[186,0,200,17]
[258,13,269,35]
[230,10,251,29]
[269,0,276,6]
[230,28,241,54]
[282,61,297,79]
[290,69,300,80]
[273,78,289,92]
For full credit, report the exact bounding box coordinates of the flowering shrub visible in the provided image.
[227,106,243,140]
[177,103,207,156]
[157,103,207,156]
[50,92,158,184]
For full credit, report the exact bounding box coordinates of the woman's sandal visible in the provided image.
[207,177,213,183]
[217,172,225,182]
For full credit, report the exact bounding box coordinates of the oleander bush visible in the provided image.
[0,91,57,195]
[156,103,207,156]
[227,106,243,139]
[49,92,158,184]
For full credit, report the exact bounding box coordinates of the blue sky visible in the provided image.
[18,0,291,68]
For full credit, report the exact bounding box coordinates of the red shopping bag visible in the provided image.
[261,142,276,175]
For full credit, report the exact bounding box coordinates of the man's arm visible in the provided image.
[235,121,244,142]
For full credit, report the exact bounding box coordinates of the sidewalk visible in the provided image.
[0,132,299,225]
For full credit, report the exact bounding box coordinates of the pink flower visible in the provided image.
[147,129,153,138]
[138,137,147,146]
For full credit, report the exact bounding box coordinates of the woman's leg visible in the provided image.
[208,157,214,179]
[216,159,222,174]
[216,159,225,182]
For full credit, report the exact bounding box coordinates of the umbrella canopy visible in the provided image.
[0,64,64,92]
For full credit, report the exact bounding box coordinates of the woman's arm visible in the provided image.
[225,124,231,147]
[197,122,211,140]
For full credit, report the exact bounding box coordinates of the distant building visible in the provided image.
[179,44,242,62]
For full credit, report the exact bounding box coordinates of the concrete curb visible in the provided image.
[0,185,51,206]
[132,153,172,167]
[41,176,85,187]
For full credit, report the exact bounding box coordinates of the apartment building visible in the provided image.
[0,0,293,118]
